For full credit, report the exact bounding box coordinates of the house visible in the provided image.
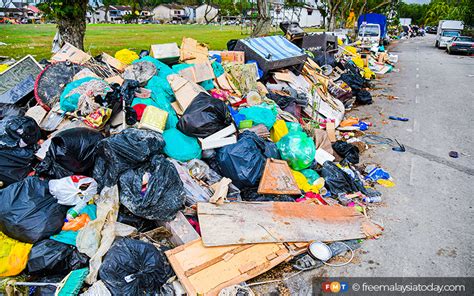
[0,2,42,23]
[91,5,132,23]
[195,4,219,24]
[25,5,42,22]
[0,2,25,19]
[271,0,323,28]
[152,4,190,23]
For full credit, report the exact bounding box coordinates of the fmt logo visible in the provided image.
[322,281,349,293]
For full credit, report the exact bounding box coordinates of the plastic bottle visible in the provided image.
[66,200,87,221]
[363,196,382,203]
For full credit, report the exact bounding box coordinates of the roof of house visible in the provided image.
[26,5,41,13]
[110,5,132,11]
[158,4,186,10]
[11,2,25,9]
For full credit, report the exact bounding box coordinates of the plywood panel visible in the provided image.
[198,202,382,246]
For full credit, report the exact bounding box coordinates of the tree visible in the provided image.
[203,0,219,24]
[102,0,119,23]
[317,1,329,29]
[252,0,271,36]
[38,0,88,50]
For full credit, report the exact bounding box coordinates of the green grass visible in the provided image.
[0,24,252,60]
[0,24,323,61]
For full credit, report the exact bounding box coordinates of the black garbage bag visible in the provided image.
[355,89,373,105]
[332,141,360,164]
[264,140,281,159]
[121,79,140,106]
[338,72,364,92]
[27,239,89,275]
[177,92,233,138]
[118,206,157,233]
[320,161,359,195]
[240,187,296,202]
[267,91,297,109]
[0,116,41,148]
[93,128,165,189]
[0,177,68,243]
[0,147,36,186]
[99,238,173,296]
[31,275,64,296]
[36,128,104,179]
[119,155,185,221]
[217,131,271,189]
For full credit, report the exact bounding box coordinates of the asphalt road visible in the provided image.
[255,34,474,295]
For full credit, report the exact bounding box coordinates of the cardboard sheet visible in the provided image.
[198,202,382,246]
[51,43,92,64]
[165,239,291,296]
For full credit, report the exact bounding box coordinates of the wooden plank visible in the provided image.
[326,121,337,142]
[198,202,382,247]
[257,159,300,195]
[165,239,290,296]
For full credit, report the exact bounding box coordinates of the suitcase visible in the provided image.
[234,35,307,75]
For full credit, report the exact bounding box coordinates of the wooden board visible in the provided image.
[198,202,382,247]
[257,159,300,195]
[165,239,291,296]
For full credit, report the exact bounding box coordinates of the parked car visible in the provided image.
[446,36,474,54]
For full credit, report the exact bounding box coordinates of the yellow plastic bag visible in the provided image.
[291,170,324,193]
[270,120,288,143]
[114,49,139,65]
[0,232,32,277]
[344,46,358,55]
[352,56,364,69]
[363,67,375,79]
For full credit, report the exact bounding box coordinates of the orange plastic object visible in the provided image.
[62,214,91,231]
[340,117,359,127]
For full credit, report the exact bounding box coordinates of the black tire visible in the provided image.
[435,41,439,48]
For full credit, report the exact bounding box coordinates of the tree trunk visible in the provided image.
[252,0,271,37]
[57,3,87,50]
[105,6,109,23]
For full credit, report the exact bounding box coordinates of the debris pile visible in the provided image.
[0,27,399,295]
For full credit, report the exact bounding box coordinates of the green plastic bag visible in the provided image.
[286,122,303,133]
[238,106,276,129]
[163,128,202,161]
[146,75,175,103]
[212,61,225,77]
[277,131,316,171]
[301,169,320,184]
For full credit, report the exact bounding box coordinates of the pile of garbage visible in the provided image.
[0,28,398,295]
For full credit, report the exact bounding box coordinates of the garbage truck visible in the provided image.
[357,13,388,46]
[435,20,464,48]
